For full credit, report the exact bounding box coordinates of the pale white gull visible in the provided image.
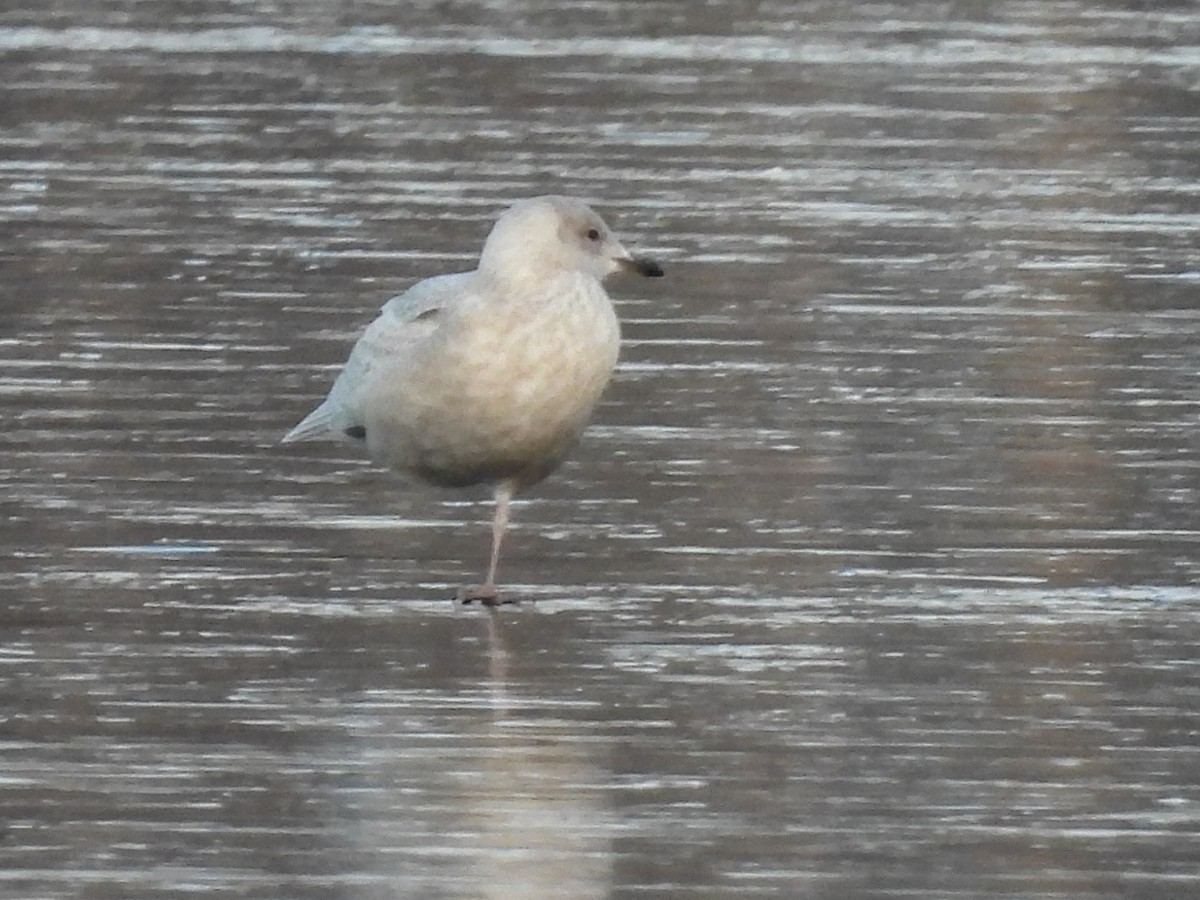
[283,195,663,605]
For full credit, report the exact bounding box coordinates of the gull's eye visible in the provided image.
[586,228,601,242]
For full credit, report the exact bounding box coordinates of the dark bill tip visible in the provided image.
[621,256,664,278]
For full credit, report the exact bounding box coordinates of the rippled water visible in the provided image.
[4,1,1200,897]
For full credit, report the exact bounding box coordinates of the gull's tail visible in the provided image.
[281,401,335,443]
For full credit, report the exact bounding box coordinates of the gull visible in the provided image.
[283,196,664,605]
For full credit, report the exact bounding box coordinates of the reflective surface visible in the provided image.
[3,2,1200,897]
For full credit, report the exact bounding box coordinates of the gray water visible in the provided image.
[3,2,1200,898]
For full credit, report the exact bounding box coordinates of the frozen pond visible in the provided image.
[3,1,1200,897]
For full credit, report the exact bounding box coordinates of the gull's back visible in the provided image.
[281,271,477,445]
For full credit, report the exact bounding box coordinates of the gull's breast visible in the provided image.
[364,274,620,489]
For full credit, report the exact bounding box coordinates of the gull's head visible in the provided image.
[479,196,664,284]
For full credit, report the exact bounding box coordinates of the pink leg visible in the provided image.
[483,483,511,593]
[462,482,514,606]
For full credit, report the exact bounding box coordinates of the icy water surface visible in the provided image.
[3,1,1200,898]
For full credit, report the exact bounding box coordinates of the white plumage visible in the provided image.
[283,195,663,604]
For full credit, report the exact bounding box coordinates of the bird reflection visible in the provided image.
[484,609,510,686]
[345,611,614,897]
[461,610,613,900]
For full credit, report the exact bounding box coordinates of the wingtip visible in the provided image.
[280,406,333,444]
